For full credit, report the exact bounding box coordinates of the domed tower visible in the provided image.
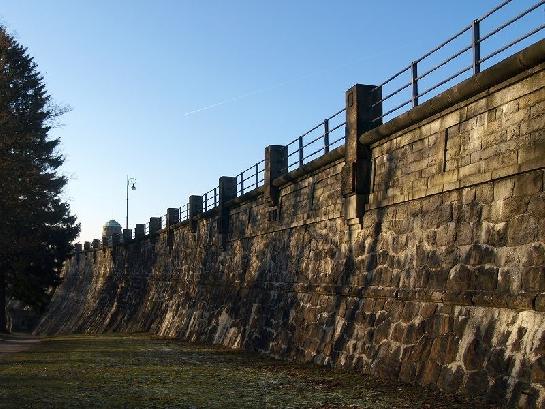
[102,220,122,241]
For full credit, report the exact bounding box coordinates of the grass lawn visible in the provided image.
[0,334,496,408]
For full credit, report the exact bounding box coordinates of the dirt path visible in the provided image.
[0,333,40,355]
[0,334,499,409]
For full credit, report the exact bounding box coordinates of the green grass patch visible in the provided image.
[0,334,495,408]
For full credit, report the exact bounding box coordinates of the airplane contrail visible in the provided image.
[182,54,376,117]
[183,79,294,117]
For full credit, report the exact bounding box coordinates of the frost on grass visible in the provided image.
[0,335,497,409]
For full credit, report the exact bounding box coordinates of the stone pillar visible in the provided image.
[219,176,237,205]
[92,239,101,249]
[122,229,132,242]
[149,217,161,235]
[135,224,145,239]
[264,145,288,206]
[189,195,203,233]
[342,84,382,220]
[217,176,237,249]
[74,242,82,264]
[166,208,180,227]
[189,195,203,219]
[83,241,91,251]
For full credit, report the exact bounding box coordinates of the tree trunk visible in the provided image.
[0,269,8,333]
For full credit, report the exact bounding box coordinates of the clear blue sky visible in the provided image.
[1,1,543,242]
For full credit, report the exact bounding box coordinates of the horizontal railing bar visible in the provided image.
[242,174,255,183]
[302,146,324,162]
[415,25,472,65]
[240,164,256,174]
[373,98,412,122]
[417,64,472,99]
[416,45,472,82]
[373,23,471,92]
[372,81,412,107]
[301,122,324,138]
[373,65,411,91]
[287,138,299,146]
[236,160,265,176]
[287,108,345,145]
[302,132,326,150]
[478,0,514,22]
[287,150,299,157]
[327,107,346,120]
[480,0,545,44]
[371,0,534,100]
[330,134,346,146]
[480,23,545,64]
[328,122,346,133]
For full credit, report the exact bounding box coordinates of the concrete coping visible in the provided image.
[360,39,545,146]
[272,145,345,188]
[220,145,345,210]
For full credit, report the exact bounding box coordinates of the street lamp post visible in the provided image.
[126,176,136,229]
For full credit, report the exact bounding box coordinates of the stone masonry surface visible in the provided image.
[36,43,545,408]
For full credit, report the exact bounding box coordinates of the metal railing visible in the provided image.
[202,187,218,212]
[237,160,265,196]
[373,0,545,123]
[287,108,346,171]
[125,0,544,239]
[161,214,167,229]
[179,203,189,221]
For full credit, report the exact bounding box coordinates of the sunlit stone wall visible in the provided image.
[37,45,545,408]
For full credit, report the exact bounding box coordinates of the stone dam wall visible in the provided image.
[37,42,545,408]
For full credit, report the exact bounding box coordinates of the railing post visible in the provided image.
[219,177,237,207]
[323,118,330,154]
[189,195,203,233]
[149,217,161,235]
[214,188,217,207]
[166,208,180,227]
[217,176,237,249]
[472,19,481,74]
[74,243,82,264]
[255,162,259,187]
[298,135,304,168]
[204,192,208,212]
[264,145,288,208]
[411,61,419,107]
[189,195,203,218]
[342,84,382,222]
[122,229,132,242]
[239,172,244,195]
[74,242,82,264]
[135,224,145,239]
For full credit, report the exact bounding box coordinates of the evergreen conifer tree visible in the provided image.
[0,26,80,332]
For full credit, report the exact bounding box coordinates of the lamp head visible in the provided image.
[131,183,136,191]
